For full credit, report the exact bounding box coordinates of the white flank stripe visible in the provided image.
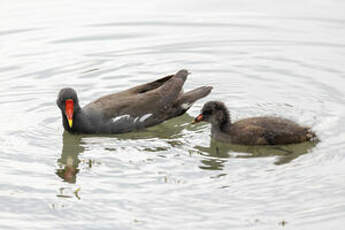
[112,114,130,123]
[139,113,152,122]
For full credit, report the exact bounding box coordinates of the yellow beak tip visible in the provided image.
[68,119,73,128]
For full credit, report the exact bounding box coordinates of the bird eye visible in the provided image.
[203,110,212,115]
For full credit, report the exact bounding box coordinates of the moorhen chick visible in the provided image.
[57,70,212,134]
[193,101,317,145]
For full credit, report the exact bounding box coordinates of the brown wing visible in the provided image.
[232,117,309,145]
[230,124,268,145]
[125,75,174,94]
[84,70,188,119]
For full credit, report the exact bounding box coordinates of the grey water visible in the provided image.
[1,0,345,229]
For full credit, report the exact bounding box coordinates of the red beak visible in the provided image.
[192,114,203,124]
[65,99,74,128]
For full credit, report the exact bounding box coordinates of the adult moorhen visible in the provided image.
[57,69,212,134]
[193,101,317,145]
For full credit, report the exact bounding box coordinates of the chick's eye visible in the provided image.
[203,110,212,115]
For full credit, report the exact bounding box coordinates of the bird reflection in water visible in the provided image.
[195,139,317,170]
[56,114,194,183]
[56,132,84,183]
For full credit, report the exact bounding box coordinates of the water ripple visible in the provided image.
[1,1,345,229]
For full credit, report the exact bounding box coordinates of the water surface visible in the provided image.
[1,0,345,229]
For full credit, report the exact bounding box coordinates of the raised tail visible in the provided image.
[174,86,213,116]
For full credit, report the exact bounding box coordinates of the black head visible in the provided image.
[193,101,231,129]
[56,88,80,129]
